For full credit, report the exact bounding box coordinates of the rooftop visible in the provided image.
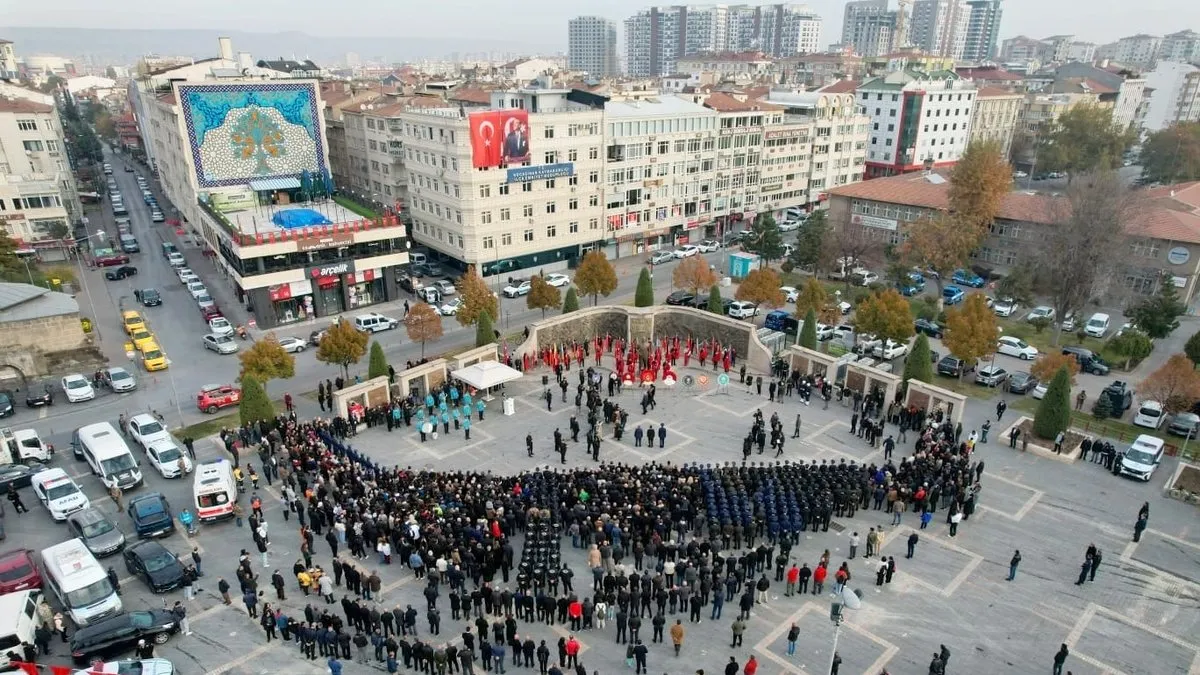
[702,91,781,112]
[976,86,1022,98]
[819,79,860,94]
[604,95,712,118]
[0,96,53,114]
[214,199,377,237]
[0,283,80,323]
[448,87,493,105]
[955,67,1023,81]
[256,58,321,73]
[680,51,772,62]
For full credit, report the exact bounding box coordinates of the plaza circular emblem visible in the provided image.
[717,374,730,386]
[1168,246,1191,265]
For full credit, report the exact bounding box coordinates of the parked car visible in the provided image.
[1167,412,1200,438]
[913,319,944,339]
[123,540,184,593]
[67,509,126,558]
[648,251,675,266]
[993,298,1020,317]
[853,271,879,287]
[208,317,234,336]
[728,301,759,319]
[1025,306,1056,322]
[196,384,241,414]
[997,335,1038,360]
[942,286,965,305]
[104,367,137,393]
[544,273,571,287]
[951,269,986,288]
[1031,382,1050,399]
[975,365,1010,387]
[202,333,239,355]
[432,279,457,296]
[144,440,191,479]
[1099,380,1135,414]
[105,266,138,281]
[937,355,973,378]
[0,549,41,593]
[436,297,464,316]
[873,339,909,360]
[779,286,799,303]
[1133,400,1166,429]
[502,279,532,297]
[70,610,180,665]
[665,291,696,306]
[1060,312,1077,332]
[127,493,174,538]
[697,240,721,253]
[277,337,307,353]
[61,373,95,403]
[1119,435,1166,481]
[896,272,925,296]
[126,414,171,452]
[673,245,700,258]
[1062,346,1110,375]
[135,288,162,307]
[1007,371,1039,394]
[25,383,54,408]
[814,323,834,341]
[0,462,45,493]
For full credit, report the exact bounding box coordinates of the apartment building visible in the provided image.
[1160,30,1200,65]
[676,52,776,80]
[568,16,620,78]
[1097,34,1162,70]
[1054,62,1147,131]
[960,0,1002,62]
[969,87,1022,157]
[340,95,448,213]
[909,0,969,60]
[398,88,606,278]
[1143,61,1200,131]
[762,88,870,202]
[0,96,81,243]
[856,69,978,178]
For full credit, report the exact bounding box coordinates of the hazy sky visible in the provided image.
[5,0,1198,49]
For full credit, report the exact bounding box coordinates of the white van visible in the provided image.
[1084,312,1111,338]
[1133,400,1166,429]
[40,539,122,626]
[193,460,237,521]
[0,590,44,669]
[1120,435,1166,481]
[353,312,399,333]
[74,422,143,491]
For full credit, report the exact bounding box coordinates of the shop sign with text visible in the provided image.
[309,260,356,279]
[297,231,354,252]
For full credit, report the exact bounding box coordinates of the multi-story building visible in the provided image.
[340,95,450,214]
[843,0,890,46]
[856,69,977,178]
[1142,61,1200,130]
[0,39,17,80]
[969,87,1022,157]
[0,96,81,243]
[397,88,606,277]
[778,53,866,88]
[324,83,385,196]
[568,16,620,78]
[676,52,775,80]
[499,58,561,82]
[1054,62,1146,130]
[845,10,899,58]
[1039,35,1075,63]
[146,79,410,329]
[1098,34,1162,70]
[624,5,822,77]
[702,93,788,234]
[1066,41,1097,63]
[999,35,1044,62]
[909,0,969,59]
[1159,30,1200,65]
[1018,89,1111,138]
[960,0,1002,62]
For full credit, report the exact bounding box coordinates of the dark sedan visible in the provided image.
[914,319,945,339]
[665,291,696,306]
[1007,371,1040,394]
[25,383,54,407]
[135,288,162,306]
[127,493,175,538]
[122,540,184,593]
[70,610,179,665]
[0,461,46,492]
[0,390,13,418]
[105,265,138,281]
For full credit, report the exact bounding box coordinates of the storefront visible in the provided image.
[266,280,315,326]
[310,260,354,317]
[346,267,387,310]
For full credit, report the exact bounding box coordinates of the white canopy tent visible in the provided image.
[451,361,523,400]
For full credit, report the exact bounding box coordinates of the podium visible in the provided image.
[503,397,516,416]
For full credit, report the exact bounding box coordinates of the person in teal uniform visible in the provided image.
[451,407,461,429]
[463,416,472,440]
[476,399,486,421]
[440,410,450,434]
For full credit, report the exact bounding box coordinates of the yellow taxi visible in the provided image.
[139,341,168,371]
[122,310,146,336]
[129,328,155,351]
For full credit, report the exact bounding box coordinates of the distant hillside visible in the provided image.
[0,26,557,65]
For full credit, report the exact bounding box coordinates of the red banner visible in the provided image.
[11,664,83,675]
[268,284,292,301]
[468,109,530,169]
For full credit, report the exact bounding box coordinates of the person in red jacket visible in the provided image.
[743,655,758,675]
[813,563,828,595]
[568,600,583,630]
[785,564,800,597]
[565,636,580,669]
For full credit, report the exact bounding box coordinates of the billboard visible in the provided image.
[177,82,329,188]
[506,162,573,184]
[209,189,257,213]
[469,109,531,169]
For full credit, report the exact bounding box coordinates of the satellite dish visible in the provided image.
[840,588,862,610]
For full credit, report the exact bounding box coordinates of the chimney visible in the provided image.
[237,52,253,71]
[218,37,234,61]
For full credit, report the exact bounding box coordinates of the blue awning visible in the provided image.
[248,177,302,191]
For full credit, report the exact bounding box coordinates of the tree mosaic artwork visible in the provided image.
[229,108,287,174]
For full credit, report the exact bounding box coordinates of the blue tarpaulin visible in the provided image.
[272,208,332,229]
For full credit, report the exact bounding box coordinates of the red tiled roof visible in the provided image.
[819,79,860,94]
[0,97,53,113]
[449,87,492,105]
[703,91,781,112]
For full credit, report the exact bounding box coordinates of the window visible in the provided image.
[568,175,578,186]
[569,221,579,233]
[589,147,599,160]
[589,218,599,230]
[499,184,509,195]
[367,119,376,129]
[522,182,533,193]
[589,195,599,207]
[568,149,578,162]
[546,224,557,238]
[523,204,534,217]
[17,119,37,131]
[545,202,556,214]
[45,140,58,152]
[544,127,555,138]
[480,185,491,198]
[569,198,578,210]
[480,211,492,224]
[544,152,557,164]
[482,236,495,249]
[499,208,511,221]
[523,229,534,242]
[22,140,43,152]
[545,179,555,189]
[1132,240,1161,258]
[501,233,513,246]
[589,171,599,184]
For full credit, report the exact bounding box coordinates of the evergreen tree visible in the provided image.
[1128,276,1187,339]
[799,308,818,349]
[475,310,495,348]
[1033,365,1073,439]
[562,286,580,314]
[1092,391,1114,420]
[367,341,389,380]
[706,285,723,313]
[634,268,655,307]
[238,376,274,426]
[902,333,934,385]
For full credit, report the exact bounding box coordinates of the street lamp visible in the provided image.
[828,586,862,674]
[72,229,106,342]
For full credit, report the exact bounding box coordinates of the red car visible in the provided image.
[197,384,241,414]
[93,249,130,267]
[200,306,223,322]
[0,549,42,594]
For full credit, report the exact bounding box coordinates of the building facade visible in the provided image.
[0,40,17,80]
[960,0,1002,62]
[846,11,899,58]
[1143,61,1200,131]
[999,36,1043,62]
[909,0,969,59]
[969,87,1021,157]
[1099,34,1162,70]
[0,96,81,242]
[398,89,606,279]
[1159,30,1200,65]
[568,16,620,78]
[676,52,776,79]
[856,70,977,178]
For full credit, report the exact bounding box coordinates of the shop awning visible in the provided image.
[248,177,302,191]
[452,361,523,391]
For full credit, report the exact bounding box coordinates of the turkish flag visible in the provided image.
[468,111,502,169]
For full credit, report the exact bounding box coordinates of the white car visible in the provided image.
[1133,401,1166,429]
[167,252,186,268]
[837,301,852,315]
[832,325,855,343]
[187,281,208,299]
[673,245,700,258]
[545,273,571,288]
[432,280,457,296]
[855,271,880,287]
[1025,306,1056,322]
[437,297,465,316]
[503,279,532,297]
[105,366,137,392]
[815,323,834,341]
[1031,382,1049,399]
[779,286,799,303]
[997,335,1038,360]
[31,468,89,521]
[728,301,758,319]
[208,316,234,336]
[127,413,171,451]
[196,294,216,311]
[177,268,196,283]
[993,299,1019,317]
[179,271,199,286]
[873,339,909,360]
[777,220,800,232]
[61,373,95,402]
[277,336,307,353]
[203,332,239,354]
[145,439,192,479]
[697,240,721,253]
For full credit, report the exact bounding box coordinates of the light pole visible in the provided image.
[72,229,106,342]
[163,358,186,429]
[829,586,862,675]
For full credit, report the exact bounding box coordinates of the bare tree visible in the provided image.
[824,216,886,286]
[1032,170,1138,345]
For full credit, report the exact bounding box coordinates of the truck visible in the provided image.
[1,427,53,464]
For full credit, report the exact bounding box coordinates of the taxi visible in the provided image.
[122,310,146,336]
[140,341,168,371]
[129,328,155,351]
[197,384,241,414]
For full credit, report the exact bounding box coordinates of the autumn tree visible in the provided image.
[1139,121,1200,185]
[238,375,274,426]
[634,268,654,307]
[316,318,370,380]
[787,210,828,272]
[799,308,819,349]
[1037,104,1136,178]
[673,255,718,295]
[1031,352,1080,384]
[743,214,786,266]
[562,286,580,314]
[854,289,915,344]
[794,277,827,319]
[902,333,934,385]
[899,212,979,298]
[1032,366,1073,440]
[735,268,785,308]
[574,250,618,305]
[238,332,295,383]
[526,275,562,318]
[706,285,724,313]
[404,302,443,357]
[1128,274,1187,339]
[943,293,998,372]
[456,265,497,327]
[1032,170,1135,345]
[475,310,496,348]
[367,341,389,379]
[1140,354,1200,415]
[948,139,1013,231]
[1185,330,1200,365]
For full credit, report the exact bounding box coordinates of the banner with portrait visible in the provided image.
[469,110,531,169]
